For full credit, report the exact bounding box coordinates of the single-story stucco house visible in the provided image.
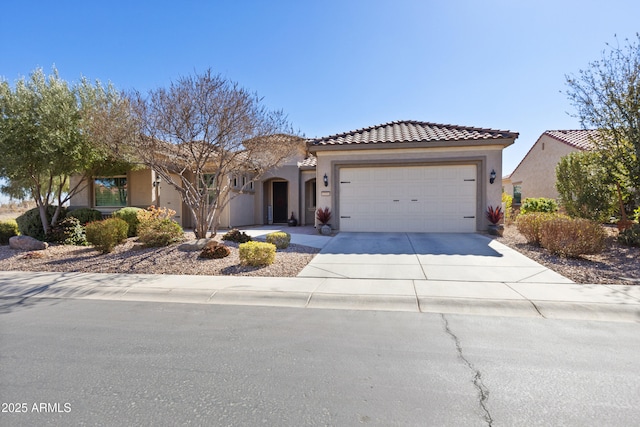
[503,130,596,204]
[70,120,518,233]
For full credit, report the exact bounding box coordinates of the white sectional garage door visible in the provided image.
[338,165,477,232]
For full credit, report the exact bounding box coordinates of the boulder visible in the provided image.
[178,238,213,252]
[9,235,49,251]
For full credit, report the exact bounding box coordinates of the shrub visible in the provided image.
[0,219,19,244]
[136,205,176,224]
[502,192,513,223]
[112,207,144,237]
[137,218,184,247]
[16,206,67,241]
[85,218,129,253]
[539,217,606,257]
[266,231,291,249]
[316,207,332,225]
[48,217,87,246]
[618,223,640,247]
[519,198,558,215]
[66,208,103,225]
[239,241,276,266]
[634,206,640,222]
[516,212,564,245]
[222,228,252,243]
[199,241,231,259]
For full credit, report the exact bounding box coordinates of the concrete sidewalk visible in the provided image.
[1,271,638,322]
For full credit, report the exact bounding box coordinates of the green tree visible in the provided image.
[565,34,640,213]
[556,151,616,221]
[0,67,133,236]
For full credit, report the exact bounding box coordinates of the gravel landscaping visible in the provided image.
[0,231,319,277]
[0,224,638,283]
[496,224,640,285]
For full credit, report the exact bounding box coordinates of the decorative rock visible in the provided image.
[9,235,49,251]
[178,238,213,252]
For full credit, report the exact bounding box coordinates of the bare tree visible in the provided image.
[129,69,299,238]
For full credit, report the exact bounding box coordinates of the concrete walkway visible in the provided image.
[0,229,638,322]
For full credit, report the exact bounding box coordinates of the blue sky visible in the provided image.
[1,0,639,184]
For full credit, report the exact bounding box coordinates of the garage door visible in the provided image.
[338,165,477,232]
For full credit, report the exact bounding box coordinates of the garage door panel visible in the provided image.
[339,165,477,232]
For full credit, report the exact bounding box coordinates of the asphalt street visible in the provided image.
[1,298,639,426]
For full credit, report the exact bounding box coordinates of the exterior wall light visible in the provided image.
[323,173,329,187]
[489,169,496,184]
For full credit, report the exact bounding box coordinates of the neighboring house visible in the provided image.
[70,120,518,233]
[503,130,597,204]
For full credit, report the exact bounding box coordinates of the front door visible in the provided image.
[272,181,288,223]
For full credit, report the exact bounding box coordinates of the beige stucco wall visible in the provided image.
[69,175,91,209]
[508,134,580,201]
[128,168,155,208]
[312,144,506,231]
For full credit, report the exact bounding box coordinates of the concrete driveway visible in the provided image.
[298,232,573,283]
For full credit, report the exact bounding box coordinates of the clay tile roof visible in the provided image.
[544,129,599,150]
[309,120,518,146]
[297,155,317,168]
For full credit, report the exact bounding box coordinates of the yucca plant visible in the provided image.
[316,207,332,225]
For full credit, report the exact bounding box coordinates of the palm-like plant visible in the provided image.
[486,205,504,225]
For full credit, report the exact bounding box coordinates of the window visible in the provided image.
[202,174,218,205]
[513,185,522,204]
[94,177,127,207]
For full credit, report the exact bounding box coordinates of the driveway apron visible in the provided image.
[297,232,573,283]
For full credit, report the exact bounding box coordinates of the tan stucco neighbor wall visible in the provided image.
[508,134,581,201]
[312,144,506,231]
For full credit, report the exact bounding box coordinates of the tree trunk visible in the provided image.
[616,181,627,221]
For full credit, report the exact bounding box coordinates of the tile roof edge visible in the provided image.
[309,120,518,144]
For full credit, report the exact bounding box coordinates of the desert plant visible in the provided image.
[618,223,640,247]
[539,217,606,257]
[112,207,144,236]
[48,217,87,246]
[316,207,332,225]
[137,218,184,247]
[0,219,19,244]
[519,198,558,215]
[486,206,504,225]
[66,208,103,225]
[502,192,513,223]
[239,241,276,266]
[16,205,67,241]
[222,228,252,243]
[266,231,291,249]
[85,218,129,253]
[199,241,231,259]
[516,212,565,245]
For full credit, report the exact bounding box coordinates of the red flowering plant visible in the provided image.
[486,205,504,225]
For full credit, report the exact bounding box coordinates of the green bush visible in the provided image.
[112,207,144,237]
[239,241,276,266]
[222,228,252,243]
[633,206,640,222]
[66,208,103,225]
[16,206,67,241]
[618,223,640,247]
[48,217,87,246]
[502,192,513,223]
[0,219,19,244]
[137,218,184,247]
[266,231,291,249]
[519,198,558,215]
[516,212,565,245]
[85,218,129,253]
[199,241,231,259]
[539,217,606,257]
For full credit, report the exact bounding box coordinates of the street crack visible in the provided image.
[441,314,493,426]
